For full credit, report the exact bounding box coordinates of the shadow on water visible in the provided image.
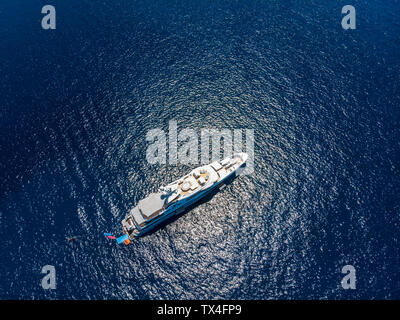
[139,172,239,238]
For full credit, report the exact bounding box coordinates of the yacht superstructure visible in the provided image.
[121,153,248,238]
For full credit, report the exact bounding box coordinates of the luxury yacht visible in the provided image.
[121,153,248,239]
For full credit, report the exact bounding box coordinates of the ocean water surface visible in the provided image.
[1,0,399,299]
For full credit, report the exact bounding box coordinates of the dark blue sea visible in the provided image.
[1,0,399,299]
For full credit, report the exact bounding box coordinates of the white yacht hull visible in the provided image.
[121,153,248,239]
